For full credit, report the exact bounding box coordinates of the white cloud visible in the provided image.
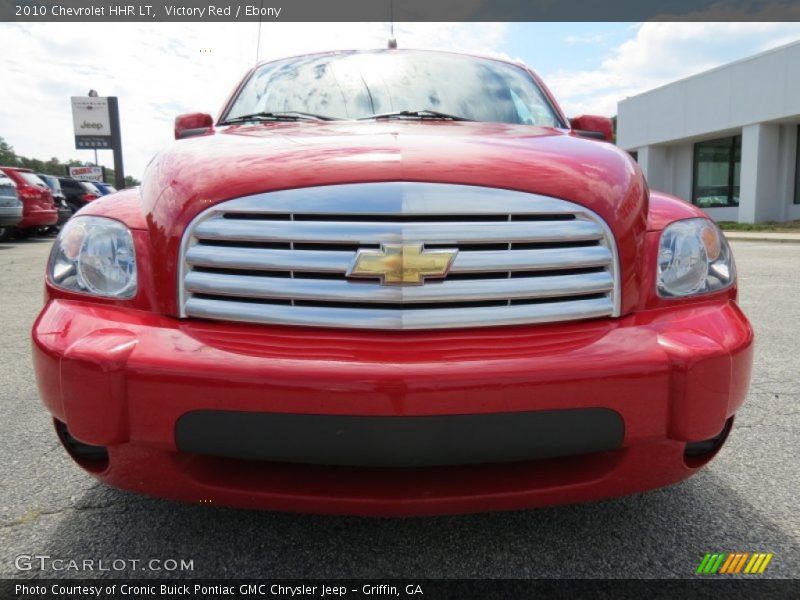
[546,22,800,117]
[564,32,613,45]
[0,22,508,179]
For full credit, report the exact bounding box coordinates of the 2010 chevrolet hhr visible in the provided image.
[33,50,753,515]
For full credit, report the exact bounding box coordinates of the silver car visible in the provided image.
[0,171,23,241]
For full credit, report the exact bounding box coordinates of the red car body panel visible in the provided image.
[0,166,58,228]
[32,52,754,515]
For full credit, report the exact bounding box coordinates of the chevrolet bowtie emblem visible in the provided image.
[347,244,458,285]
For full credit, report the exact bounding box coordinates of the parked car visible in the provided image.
[93,182,118,195]
[33,49,753,515]
[37,174,73,229]
[0,167,57,238]
[58,177,101,212]
[0,171,23,241]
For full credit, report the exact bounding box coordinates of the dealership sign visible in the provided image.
[68,166,105,183]
[71,96,112,149]
[68,95,125,189]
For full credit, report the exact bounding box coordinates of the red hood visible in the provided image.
[140,121,648,316]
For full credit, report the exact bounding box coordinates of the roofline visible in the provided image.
[619,38,800,105]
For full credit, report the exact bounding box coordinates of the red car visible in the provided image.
[0,167,58,237]
[32,50,753,516]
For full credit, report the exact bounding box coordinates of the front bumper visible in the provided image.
[32,299,753,515]
[0,205,23,227]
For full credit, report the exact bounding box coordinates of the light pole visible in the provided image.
[87,89,99,166]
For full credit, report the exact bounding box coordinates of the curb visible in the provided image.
[722,233,800,244]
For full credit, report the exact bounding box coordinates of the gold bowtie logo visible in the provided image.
[347,244,458,285]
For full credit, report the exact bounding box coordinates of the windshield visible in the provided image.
[39,175,61,193]
[19,172,48,188]
[224,51,562,127]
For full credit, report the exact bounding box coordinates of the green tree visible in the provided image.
[0,137,18,165]
[0,136,139,188]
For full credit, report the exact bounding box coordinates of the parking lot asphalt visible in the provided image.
[0,237,798,580]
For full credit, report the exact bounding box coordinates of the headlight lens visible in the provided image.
[48,216,137,298]
[657,218,734,298]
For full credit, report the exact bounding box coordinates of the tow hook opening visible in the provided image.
[684,417,734,468]
[54,419,110,473]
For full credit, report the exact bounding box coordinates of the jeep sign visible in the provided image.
[71,96,112,149]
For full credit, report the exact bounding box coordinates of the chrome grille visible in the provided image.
[179,183,620,330]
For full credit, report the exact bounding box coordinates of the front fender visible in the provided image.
[77,187,148,230]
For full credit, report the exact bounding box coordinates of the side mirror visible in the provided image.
[570,115,614,142]
[174,113,214,140]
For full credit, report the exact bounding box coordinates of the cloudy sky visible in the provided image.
[1,21,800,179]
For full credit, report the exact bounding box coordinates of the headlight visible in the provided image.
[657,218,735,298]
[48,216,137,298]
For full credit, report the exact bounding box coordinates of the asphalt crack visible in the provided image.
[1,498,125,530]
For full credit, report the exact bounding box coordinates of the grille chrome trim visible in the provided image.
[184,296,616,331]
[178,182,621,330]
[190,183,587,216]
[185,245,614,274]
[193,219,605,245]
[185,270,614,303]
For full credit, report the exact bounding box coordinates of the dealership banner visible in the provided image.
[67,165,105,182]
[2,0,800,22]
[2,579,798,599]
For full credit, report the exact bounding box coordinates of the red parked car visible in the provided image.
[0,167,58,238]
[32,50,753,516]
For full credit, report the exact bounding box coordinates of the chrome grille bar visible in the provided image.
[193,219,605,245]
[185,296,615,331]
[185,271,614,303]
[178,182,621,330]
[185,244,614,274]
[199,183,586,216]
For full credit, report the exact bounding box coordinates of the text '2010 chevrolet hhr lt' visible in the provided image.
[33,50,753,516]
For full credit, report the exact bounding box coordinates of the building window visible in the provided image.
[693,135,741,208]
[795,125,800,205]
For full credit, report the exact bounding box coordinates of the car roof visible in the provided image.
[0,166,33,173]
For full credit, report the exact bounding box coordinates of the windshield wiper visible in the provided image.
[358,110,473,122]
[221,111,336,124]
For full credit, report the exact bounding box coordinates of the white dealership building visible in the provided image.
[617,40,800,223]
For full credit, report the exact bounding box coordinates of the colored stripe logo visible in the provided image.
[697,552,773,574]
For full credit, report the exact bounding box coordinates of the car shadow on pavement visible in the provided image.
[35,468,799,579]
